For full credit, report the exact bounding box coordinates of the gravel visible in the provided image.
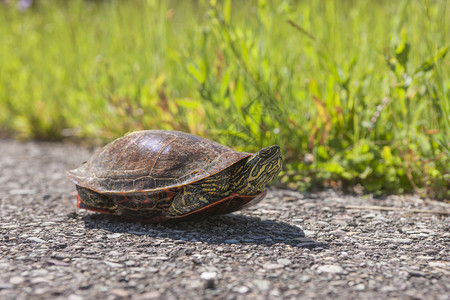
[0,139,449,300]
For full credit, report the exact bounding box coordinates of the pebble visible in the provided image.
[68,295,84,300]
[9,189,35,195]
[200,271,217,280]
[428,261,448,268]
[132,291,161,299]
[0,283,13,290]
[125,260,136,266]
[104,261,123,268]
[9,276,25,285]
[147,267,159,273]
[300,275,311,283]
[111,289,129,297]
[106,233,123,239]
[303,230,316,237]
[317,265,345,274]
[46,259,69,266]
[151,256,169,261]
[263,263,283,270]
[31,269,48,276]
[234,286,250,294]
[27,237,46,243]
[277,258,292,266]
[362,213,377,219]
[380,285,397,292]
[30,277,49,284]
[253,279,271,291]
[408,270,427,277]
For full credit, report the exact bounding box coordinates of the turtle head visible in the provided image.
[236,145,283,195]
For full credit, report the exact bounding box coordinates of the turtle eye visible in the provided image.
[259,148,271,157]
[258,145,279,158]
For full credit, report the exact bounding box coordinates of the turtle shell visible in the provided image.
[67,130,252,194]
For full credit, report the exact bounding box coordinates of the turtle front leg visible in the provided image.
[168,185,216,216]
[168,170,232,216]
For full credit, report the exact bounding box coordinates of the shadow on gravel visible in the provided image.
[81,213,327,249]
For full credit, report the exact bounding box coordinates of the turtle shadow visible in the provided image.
[81,213,327,249]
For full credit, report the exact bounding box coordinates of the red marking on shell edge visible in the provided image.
[164,188,176,198]
[76,194,82,208]
[141,191,152,204]
[76,194,113,214]
[117,192,130,204]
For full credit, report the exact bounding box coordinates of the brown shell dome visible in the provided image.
[67,130,252,194]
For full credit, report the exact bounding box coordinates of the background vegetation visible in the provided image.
[0,0,448,199]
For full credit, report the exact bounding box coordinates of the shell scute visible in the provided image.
[67,130,251,194]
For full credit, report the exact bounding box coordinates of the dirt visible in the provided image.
[0,139,449,300]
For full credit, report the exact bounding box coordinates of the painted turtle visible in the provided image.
[67,130,283,223]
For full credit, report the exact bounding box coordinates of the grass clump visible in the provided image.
[0,0,448,199]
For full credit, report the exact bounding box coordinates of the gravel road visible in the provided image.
[0,139,449,300]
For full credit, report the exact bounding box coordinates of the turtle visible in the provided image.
[67,130,283,223]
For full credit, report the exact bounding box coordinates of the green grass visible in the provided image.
[0,0,448,199]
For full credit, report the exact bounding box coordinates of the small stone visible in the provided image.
[408,270,427,277]
[147,267,159,273]
[0,283,13,290]
[9,189,35,195]
[317,265,345,274]
[151,256,169,261]
[253,279,271,291]
[111,289,129,297]
[277,258,292,266]
[125,260,136,266]
[27,237,46,243]
[105,261,123,268]
[409,233,429,238]
[200,271,217,280]
[132,291,161,300]
[9,276,25,285]
[106,233,122,239]
[234,286,250,294]
[34,288,50,295]
[263,263,283,270]
[353,283,365,290]
[129,273,146,279]
[46,259,69,266]
[393,238,412,244]
[68,295,84,300]
[428,261,448,268]
[303,230,316,236]
[31,269,48,276]
[380,285,397,292]
[300,275,311,283]
[362,213,376,219]
[30,277,49,284]
[416,256,434,260]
